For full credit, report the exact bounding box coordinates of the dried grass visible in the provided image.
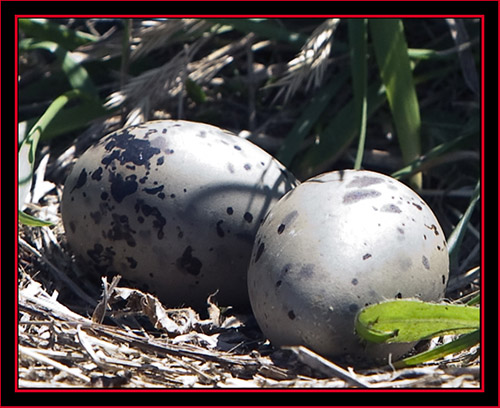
[18,191,480,389]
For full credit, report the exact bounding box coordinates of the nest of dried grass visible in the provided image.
[18,194,479,389]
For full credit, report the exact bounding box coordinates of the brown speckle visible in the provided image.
[362,253,372,260]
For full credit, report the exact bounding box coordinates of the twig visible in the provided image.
[19,345,91,384]
[19,237,97,307]
[284,345,371,388]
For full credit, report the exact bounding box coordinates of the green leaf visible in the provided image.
[348,19,368,170]
[369,19,422,189]
[18,210,54,227]
[355,299,479,344]
[185,78,207,104]
[20,40,99,98]
[18,89,86,210]
[393,330,479,368]
[18,18,97,51]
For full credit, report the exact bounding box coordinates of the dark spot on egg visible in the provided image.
[351,278,358,286]
[69,221,76,233]
[244,163,251,171]
[234,145,242,151]
[276,280,282,288]
[109,173,138,203]
[381,204,402,213]
[176,246,202,276]
[442,275,446,284]
[288,310,296,320]
[299,264,315,279]
[244,212,253,223]
[100,192,109,201]
[346,176,384,188]
[279,211,299,233]
[157,156,164,166]
[143,185,164,195]
[343,190,381,204]
[70,168,88,193]
[226,207,233,215]
[91,167,103,181]
[216,220,225,237]
[90,211,102,224]
[134,200,167,240]
[255,242,265,262]
[127,257,138,269]
[422,255,430,270]
[362,253,372,260]
[107,213,136,247]
[395,292,402,299]
[412,203,422,211]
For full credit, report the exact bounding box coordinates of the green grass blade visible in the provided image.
[19,90,85,209]
[276,71,349,167]
[18,18,98,51]
[20,40,99,98]
[447,180,480,267]
[369,19,422,188]
[20,101,113,142]
[355,299,479,344]
[390,132,474,180]
[348,19,368,170]
[18,210,55,227]
[394,330,479,368]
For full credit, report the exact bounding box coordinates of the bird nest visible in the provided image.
[18,205,480,389]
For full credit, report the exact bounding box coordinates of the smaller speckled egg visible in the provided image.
[247,170,449,364]
[61,120,298,309]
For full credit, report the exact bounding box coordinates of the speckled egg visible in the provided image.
[247,170,449,363]
[61,120,298,309]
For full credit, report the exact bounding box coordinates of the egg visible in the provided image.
[247,170,449,363]
[61,120,298,309]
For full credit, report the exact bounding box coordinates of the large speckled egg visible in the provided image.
[248,170,449,363]
[61,120,298,309]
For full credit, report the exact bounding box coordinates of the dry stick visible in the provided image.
[19,345,91,384]
[18,237,97,307]
[285,345,371,388]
